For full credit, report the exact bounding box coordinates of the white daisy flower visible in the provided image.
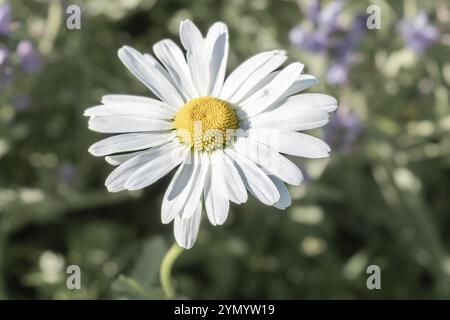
[84,20,337,249]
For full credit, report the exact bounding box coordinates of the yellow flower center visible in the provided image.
[173,96,239,151]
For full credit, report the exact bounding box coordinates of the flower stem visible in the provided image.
[160,243,183,299]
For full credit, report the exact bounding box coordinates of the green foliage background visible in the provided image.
[1,0,450,299]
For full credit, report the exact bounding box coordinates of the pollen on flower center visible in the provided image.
[173,96,239,151]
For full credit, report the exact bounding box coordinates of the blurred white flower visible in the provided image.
[84,20,337,249]
[39,251,65,284]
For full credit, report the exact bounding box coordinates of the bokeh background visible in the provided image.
[1,0,450,299]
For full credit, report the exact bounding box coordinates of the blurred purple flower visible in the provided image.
[399,12,439,54]
[306,0,321,24]
[316,0,344,33]
[290,0,345,53]
[290,2,366,86]
[17,40,43,73]
[324,105,362,155]
[12,94,33,112]
[327,62,348,85]
[334,14,366,57]
[327,14,367,85]
[289,27,329,53]
[0,3,11,36]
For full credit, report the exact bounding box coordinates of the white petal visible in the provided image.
[239,62,303,118]
[233,138,303,185]
[211,150,247,204]
[91,94,177,116]
[105,150,147,166]
[236,71,278,102]
[219,50,287,103]
[253,74,320,113]
[204,158,230,226]
[102,94,177,114]
[161,153,194,224]
[278,93,338,113]
[206,22,228,96]
[153,39,198,100]
[84,105,173,120]
[118,46,184,107]
[124,145,187,190]
[174,201,202,249]
[180,152,209,219]
[269,176,291,210]
[281,74,319,98]
[88,132,175,157]
[179,19,208,96]
[161,152,208,222]
[247,107,329,131]
[179,19,204,55]
[247,129,330,159]
[225,148,279,205]
[88,116,172,133]
[104,142,178,192]
[142,53,182,98]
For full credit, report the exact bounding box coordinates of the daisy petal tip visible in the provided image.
[161,216,173,225]
[177,241,193,250]
[87,146,97,156]
[316,153,331,159]
[209,221,218,227]
[124,183,139,191]
[210,21,227,30]
[121,45,134,51]
[239,194,249,204]
[180,19,195,29]
[279,201,292,210]
[298,62,305,70]
[292,181,302,187]
[330,104,338,112]
[104,156,116,166]
[118,46,137,59]
[272,192,281,204]
[117,47,126,56]
[105,185,118,193]
[323,142,332,153]
[87,120,95,131]
[291,176,304,186]
[291,61,304,72]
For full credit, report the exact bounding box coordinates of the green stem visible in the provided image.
[159,243,183,299]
